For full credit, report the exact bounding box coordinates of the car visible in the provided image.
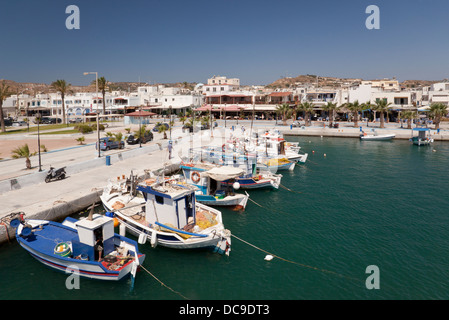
[12,121,28,127]
[126,131,153,145]
[96,137,125,151]
[40,117,62,124]
[291,121,302,127]
[152,122,170,132]
[69,118,83,123]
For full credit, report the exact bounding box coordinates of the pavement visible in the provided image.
[0,118,447,244]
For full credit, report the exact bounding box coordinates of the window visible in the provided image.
[155,195,164,204]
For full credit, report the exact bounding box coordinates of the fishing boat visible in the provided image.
[187,147,282,189]
[410,128,434,146]
[101,178,232,255]
[180,163,249,210]
[360,130,395,141]
[10,210,145,281]
[257,156,295,172]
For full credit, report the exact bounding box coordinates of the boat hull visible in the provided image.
[196,193,249,209]
[360,134,395,141]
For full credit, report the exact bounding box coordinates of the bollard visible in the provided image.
[106,155,111,166]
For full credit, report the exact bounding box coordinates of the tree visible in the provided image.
[399,110,416,129]
[346,100,364,127]
[322,102,339,128]
[93,77,107,115]
[158,123,168,139]
[275,103,291,125]
[0,81,12,133]
[11,144,35,169]
[299,102,315,126]
[51,79,72,124]
[373,99,392,128]
[429,103,448,129]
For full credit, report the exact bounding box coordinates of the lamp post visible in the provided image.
[83,72,100,158]
[139,107,142,148]
[36,112,42,171]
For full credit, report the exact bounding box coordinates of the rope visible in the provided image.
[140,264,190,300]
[279,183,302,194]
[247,197,292,215]
[231,234,362,283]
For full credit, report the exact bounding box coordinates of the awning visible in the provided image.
[125,110,156,117]
[203,166,244,181]
[220,105,246,112]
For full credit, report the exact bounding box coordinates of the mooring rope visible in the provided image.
[247,197,292,215]
[231,234,362,283]
[279,183,302,194]
[140,264,190,300]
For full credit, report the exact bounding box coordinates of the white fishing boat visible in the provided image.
[360,130,395,141]
[180,163,249,210]
[101,177,232,255]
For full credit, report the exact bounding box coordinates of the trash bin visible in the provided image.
[106,155,111,166]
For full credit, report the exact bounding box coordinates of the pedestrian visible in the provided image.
[168,141,173,159]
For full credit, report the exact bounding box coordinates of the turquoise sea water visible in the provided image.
[1,136,449,300]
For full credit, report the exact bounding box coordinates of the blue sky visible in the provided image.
[1,0,449,85]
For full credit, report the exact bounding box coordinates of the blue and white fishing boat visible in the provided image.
[187,147,282,189]
[11,211,145,281]
[180,163,249,210]
[101,177,232,255]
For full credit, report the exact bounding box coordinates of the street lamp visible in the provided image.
[83,72,101,158]
[36,112,42,172]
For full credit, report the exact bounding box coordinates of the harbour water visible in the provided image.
[1,136,449,300]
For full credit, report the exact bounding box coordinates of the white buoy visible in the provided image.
[233,182,240,190]
[150,231,157,248]
[264,254,274,261]
[138,232,147,245]
[119,223,126,237]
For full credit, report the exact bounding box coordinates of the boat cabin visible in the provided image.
[137,182,197,231]
[181,164,244,198]
[70,215,115,261]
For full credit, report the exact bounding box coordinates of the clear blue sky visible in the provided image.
[1,0,449,86]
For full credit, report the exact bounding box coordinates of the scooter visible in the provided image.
[45,166,66,183]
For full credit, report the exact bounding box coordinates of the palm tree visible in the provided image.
[275,103,291,126]
[158,123,168,139]
[373,99,392,128]
[322,102,339,128]
[429,103,448,129]
[11,144,35,169]
[399,110,417,129]
[346,100,364,127]
[361,101,374,123]
[0,81,12,133]
[134,124,147,141]
[299,102,315,126]
[93,77,107,115]
[51,79,72,124]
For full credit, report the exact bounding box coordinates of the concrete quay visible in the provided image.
[0,135,185,245]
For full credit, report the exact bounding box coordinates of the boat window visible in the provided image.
[155,195,164,204]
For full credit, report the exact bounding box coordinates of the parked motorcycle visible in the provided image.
[45,166,66,183]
